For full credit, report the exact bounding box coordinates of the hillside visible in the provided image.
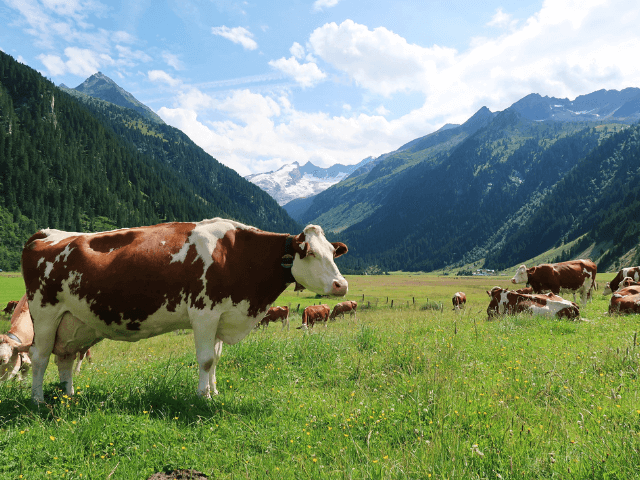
[0,52,299,271]
[323,92,640,274]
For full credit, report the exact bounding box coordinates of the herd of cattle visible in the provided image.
[0,218,639,403]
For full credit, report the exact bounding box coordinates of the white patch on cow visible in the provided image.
[498,291,510,314]
[40,229,84,245]
[161,241,166,246]
[37,257,45,268]
[44,261,54,278]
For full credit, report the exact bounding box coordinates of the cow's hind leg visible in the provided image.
[56,354,76,396]
[191,311,222,398]
[30,311,64,403]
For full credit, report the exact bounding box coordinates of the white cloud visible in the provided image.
[211,26,258,50]
[38,46,111,77]
[487,8,517,29]
[312,0,341,12]
[162,52,183,70]
[268,56,326,88]
[148,70,181,87]
[289,42,305,59]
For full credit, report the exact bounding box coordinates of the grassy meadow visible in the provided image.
[2,271,640,479]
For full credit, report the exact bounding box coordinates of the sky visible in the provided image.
[1,0,640,176]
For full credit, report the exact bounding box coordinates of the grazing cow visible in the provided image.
[3,300,18,315]
[300,304,331,329]
[511,259,597,306]
[486,287,580,320]
[0,294,34,381]
[330,301,357,320]
[603,267,640,295]
[256,306,290,330]
[22,219,348,403]
[451,292,466,312]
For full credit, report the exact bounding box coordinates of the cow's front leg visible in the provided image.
[56,354,76,396]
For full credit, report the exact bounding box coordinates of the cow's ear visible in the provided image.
[332,242,348,258]
[486,290,491,297]
[292,233,309,259]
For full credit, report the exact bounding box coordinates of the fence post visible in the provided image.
[391,299,394,308]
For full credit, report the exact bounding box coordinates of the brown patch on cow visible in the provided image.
[88,230,138,253]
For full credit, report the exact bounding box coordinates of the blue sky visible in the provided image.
[1,0,639,175]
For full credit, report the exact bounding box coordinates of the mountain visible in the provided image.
[0,51,299,271]
[305,88,640,273]
[61,72,165,124]
[245,157,374,206]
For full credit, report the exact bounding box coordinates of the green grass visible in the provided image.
[1,273,639,479]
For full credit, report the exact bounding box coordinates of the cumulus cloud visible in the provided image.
[162,52,183,70]
[268,56,326,88]
[211,26,258,50]
[38,46,112,77]
[289,42,305,59]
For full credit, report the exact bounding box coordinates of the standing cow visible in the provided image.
[1,294,33,381]
[256,306,290,330]
[330,301,357,321]
[603,266,640,295]
[22,219,348,403]
[511,259,597,306]
[451,292,466,312]
[300,304,331,329]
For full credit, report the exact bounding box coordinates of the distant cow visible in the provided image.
[2,301,18,315]
[0,294,33,381]
[486,287,580,320]
[330,301,357,320]
[300,304,330,329]
[451,292,466,312]
[256,306,290,330]
[603,267,640,295]
[511,259,597,306]
[22,219,348,403]
[609,283,640,314]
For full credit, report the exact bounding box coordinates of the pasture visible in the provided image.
[2,271,640,479]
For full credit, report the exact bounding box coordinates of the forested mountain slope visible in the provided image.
[0,51,299,270]
[333,111,632,273]
[485,122,640,270]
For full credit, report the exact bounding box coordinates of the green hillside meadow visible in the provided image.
[2,272,640,479]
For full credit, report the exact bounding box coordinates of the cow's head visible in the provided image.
[486,287,509,318]
[291,225,348,296]
[602,282,613,295]
[511,265,528,284]
[0,337,13,366]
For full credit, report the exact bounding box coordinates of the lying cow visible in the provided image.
[299,304,330,329]
[330,301,357,320]
[609,285,640,314]
[486,287,580,320]
[511,259,597,306]
[22,219,348,403]
[256,306,290,330]
[3,300,18,316]
[603,267,640,295]
[451,292,466,312]
[0,294,33,381]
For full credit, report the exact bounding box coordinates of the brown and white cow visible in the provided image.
[486,287,580,320]
[256,306,290,330]
[300,304,331,329]
[511,259,597,306]
[608,283,640,314]
[1,294,33,381]
[330,301,357,320]
[451,292,466,312]
[22,219,348,403]
[3,300,19,315]
[603,267,640,295]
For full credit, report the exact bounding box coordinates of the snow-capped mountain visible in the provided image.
[244,158,373,206]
